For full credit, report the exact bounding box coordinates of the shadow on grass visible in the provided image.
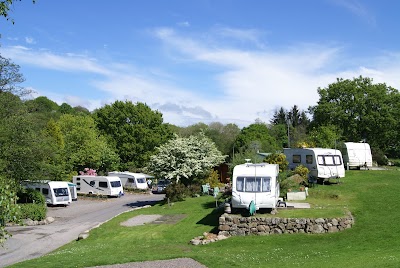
[197,202,225,233]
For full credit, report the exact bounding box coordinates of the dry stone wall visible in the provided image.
[218,212,354,236]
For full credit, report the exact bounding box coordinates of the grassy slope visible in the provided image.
[10,170,400,268]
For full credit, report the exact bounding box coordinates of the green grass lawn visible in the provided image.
[10,169,400,268]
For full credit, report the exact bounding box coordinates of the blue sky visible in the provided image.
[1,0,400,127]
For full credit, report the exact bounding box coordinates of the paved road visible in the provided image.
[0,193,165,267]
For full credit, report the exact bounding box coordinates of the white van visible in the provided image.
[284,148,345,181]
[340,142,372,170]
[108,171,150,190]
[231,163,280,212]
[72,176,124,197]
[21,180,72,206]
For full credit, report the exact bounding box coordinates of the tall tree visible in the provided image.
[93,101,173,170]
[309,76,400,155]
[147,133,226,184]
[57,114,120,174]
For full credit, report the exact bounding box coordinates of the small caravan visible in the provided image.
[340,142,372,170]
[231,163,280,212]
[21,180,72,206]
[68,182,78,201]
[108,171,150,190]
[284,148,345,181]
[72,176,124,197]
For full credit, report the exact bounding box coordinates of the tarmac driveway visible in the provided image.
[0,193,165,267]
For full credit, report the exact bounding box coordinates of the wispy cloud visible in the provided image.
[329,0,376,26]
[2,26,400,127]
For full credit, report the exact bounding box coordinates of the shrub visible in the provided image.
[203,170,220,188]
[293,165,309,180]
[19,203,47,221]
[264,153,288,172]
[165,182,189,202]
[372,148,388,166]
[187,184,201,197]
[17,188,46,205]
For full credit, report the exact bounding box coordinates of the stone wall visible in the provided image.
[218,213,354,236]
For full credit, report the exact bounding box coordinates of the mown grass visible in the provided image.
[10,169,400,268]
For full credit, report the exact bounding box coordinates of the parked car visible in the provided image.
[156,180,171,193]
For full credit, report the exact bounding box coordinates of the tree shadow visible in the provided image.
[197,204,225,233]
[124,199,163,208]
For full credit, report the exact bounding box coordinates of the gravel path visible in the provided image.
[90,258,207,268]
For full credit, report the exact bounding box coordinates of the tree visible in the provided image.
[0,176,20,245]
[147,133,226,185]
[308,125,342,148]
[309,76,400,155]
[233,122,279,155]
[0,54,28,95]
[0,0,35,24]
[57,114,120,175]
[93,101,172,170]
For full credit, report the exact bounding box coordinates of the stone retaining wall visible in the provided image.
[218,213,354,236]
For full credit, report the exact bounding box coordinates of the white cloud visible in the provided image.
[25,37,36,44]
[2,27,400,128]
[329,0,376,26]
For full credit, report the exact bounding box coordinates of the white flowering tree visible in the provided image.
[147,133,226,184]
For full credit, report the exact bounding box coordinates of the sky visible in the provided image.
[1,0,400,128]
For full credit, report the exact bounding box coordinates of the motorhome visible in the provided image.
[231,162,280,212]
[284,148,345,181]
[21,180,72,206]
[108,171,150,190]
[340,142,372,170]
[72,175,124,197]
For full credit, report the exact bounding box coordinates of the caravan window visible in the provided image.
[99,181,108,188]
[110,181,122,188]
[293,155,301,163]
[318,155,343,166]
[128,178,135,183]
[42,188,49,195]
[53,188,69,197]
[137,178,146,183]
[306,155,313,164]
[236,176,271,192]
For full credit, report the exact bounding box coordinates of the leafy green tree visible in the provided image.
[308,125,342,148]
[93,101,172,170]
[0,54,29,95]
[233,122,279,155]
[0,176,20,245]
[25,96,59,113]
[57,114,120,175]
[309,76,400,155]
[147,133,226,185]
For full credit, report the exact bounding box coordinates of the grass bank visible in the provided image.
[10,169,400,268]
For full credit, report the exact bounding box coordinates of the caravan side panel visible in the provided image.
[342,142,373,169]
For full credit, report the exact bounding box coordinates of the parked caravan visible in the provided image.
[72,176,124,197]
[284,148,345,181]
[108,171,150,190]
[21,180,72,206]
[231,163,280,212]
[340,142,372,170]
[68,182,78,201]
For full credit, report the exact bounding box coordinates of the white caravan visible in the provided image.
[231,163,280,211]
[284,148,345,181]
[72,175,124,197]
[108,171,150,190]
[68,182,78,201]
[21,180,72,206]
[340,142,373,170]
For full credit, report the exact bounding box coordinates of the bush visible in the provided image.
[165,183,189,202]
[264,153,288,172]
[17,188,46,205]
[293,165,309,180]
[203,170,220,188]
[19,203,47,221]
[187,184,201,197]
[372,148,388,166]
